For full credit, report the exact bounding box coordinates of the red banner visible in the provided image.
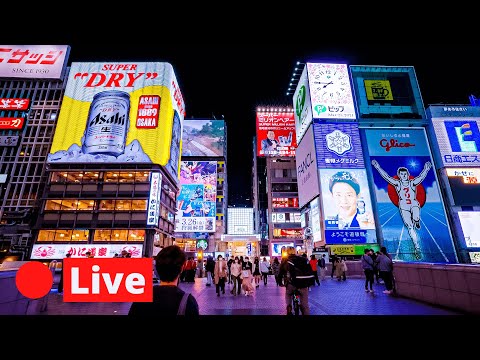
[0,98,30,111]
[0,117,25,130]
[272,198,299,208]
[256,112,297,157]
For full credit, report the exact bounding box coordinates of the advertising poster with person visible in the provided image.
[175,161,217,233]
[364,128,457,263]
[256,111,297,157]
[319,168,377,245]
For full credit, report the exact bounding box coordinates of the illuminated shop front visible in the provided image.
[32,166,178,259]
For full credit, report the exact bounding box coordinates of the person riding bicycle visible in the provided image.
[278,246,314,315]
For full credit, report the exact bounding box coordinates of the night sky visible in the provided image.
[4,36,478,206]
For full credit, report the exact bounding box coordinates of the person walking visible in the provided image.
[230,256,242,296]
[271,257,282,286]
[205,255,215,287]
[309,254,321,286]
[319,254,327,281]
[259,257,270,286]
[377,248,394,294]
[361,248,375,293]
[252,257,261,288]
[214,255,228,296]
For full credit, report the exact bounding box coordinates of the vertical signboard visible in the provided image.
[175,161,217,233]
[318,169,377,244]
[256,112,297,157]
[310,197,322,244]
[147,172,162,227]
[365,128,457,262]
[296,124,320,208]
[293,66,313,144]
[307,63,356,120]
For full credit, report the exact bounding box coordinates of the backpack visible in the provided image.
[287,257,315,289]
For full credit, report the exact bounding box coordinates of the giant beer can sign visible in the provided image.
[48,62,185,166]
[82,91,130,156]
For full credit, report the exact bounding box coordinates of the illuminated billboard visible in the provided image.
[272,198,298,208]
[446,168,480,206]
[431,117,480,167]
[293,66,313,143]
[0,98,30,110]
[256,112,297,157]
[314,122,364,169]
[182,119,225,157]
[307,63,356,120]
[365,128,457,263]
[227,208,254,235]
[175,161,217,233]
[271,242,294,257]
[296,124,320,208]
[319,168,377,245]
[310,197,322,244]
[48,62,185,166]
[31,244,143,259]
[458,212,480,248]
[147,172,162,227]
[0,117,24,130]
[0,45,70,79]
[350,66,425,119]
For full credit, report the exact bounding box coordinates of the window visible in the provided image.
[131,199,147,211]
[135,171,149,182]
[128,229,145,241]
[111,229,128,241]
[99,200,115,211]
[94,229,112,241]
[275,169,283,178]
[118,172,135,183]
[115,200,131,211]
[104,172,119,183]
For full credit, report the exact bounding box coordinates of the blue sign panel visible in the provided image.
[430,118,480,167]
[364,128,457,263]
[313,122,364,169]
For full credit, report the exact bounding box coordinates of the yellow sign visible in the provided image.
[48,62,185,167]
[329,245,355,255]
[364,80,393,101]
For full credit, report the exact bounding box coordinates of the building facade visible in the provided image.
[0,45,71,259]
[30,60,185,260]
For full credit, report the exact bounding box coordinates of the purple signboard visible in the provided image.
[313,122,364,169]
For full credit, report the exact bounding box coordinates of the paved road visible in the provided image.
[40,275,462,316]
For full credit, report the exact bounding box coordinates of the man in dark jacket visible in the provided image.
[278,247,313,315]
[128,245,199,317]
[205,256,215,286]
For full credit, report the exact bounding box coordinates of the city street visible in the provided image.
[40,275,462,316]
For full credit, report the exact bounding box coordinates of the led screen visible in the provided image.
[175,161,217,233]
[182,120,225,156]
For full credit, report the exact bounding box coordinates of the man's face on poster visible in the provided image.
[331,182,358,219]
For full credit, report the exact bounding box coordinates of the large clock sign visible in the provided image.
[307,63,356,120]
